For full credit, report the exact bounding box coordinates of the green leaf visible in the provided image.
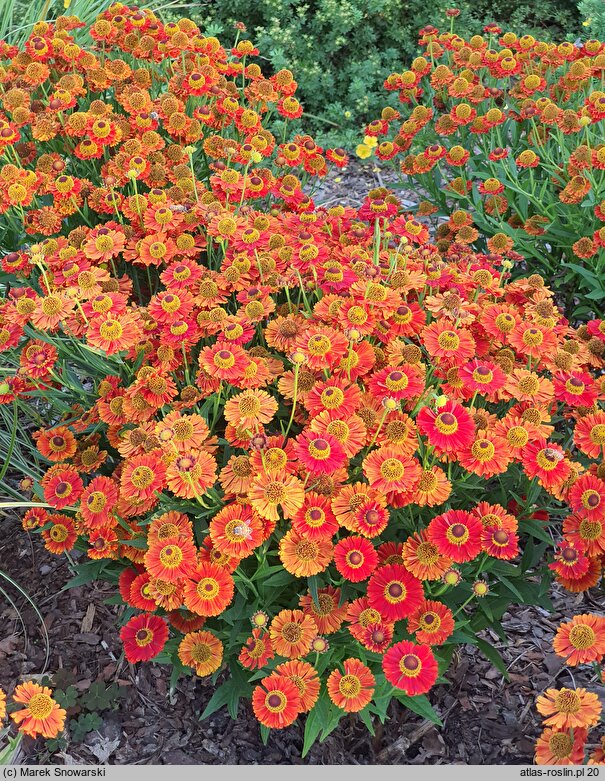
[200,666,252,722]
[520,517,553,545]
[62,560,111,590]
[302,689,330,758]
[200,681,232,722]
[358,706,376,736]
[392,692,442,725]
[259,724,271,746]
[53,685,78,710]
[80,681,126,712]
[496,575,524,602]
[307,575,320,608]
[474,637,510,680]
[69,712,103,743]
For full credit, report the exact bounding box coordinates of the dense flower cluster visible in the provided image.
[534,613,605,764]
[362,21,605,315]
[1,5,605,748]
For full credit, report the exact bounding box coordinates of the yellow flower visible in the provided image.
[64,0,72,7]
[356,144,373,160]
[583,18,592,26]
[344,111,352,119]
[363,135,378,148]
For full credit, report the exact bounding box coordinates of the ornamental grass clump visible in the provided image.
[1,4,605,754]
[362,20,605,317]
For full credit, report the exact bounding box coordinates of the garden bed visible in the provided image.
[2,510,595,765]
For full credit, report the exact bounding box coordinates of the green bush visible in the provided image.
[578,0,605,40]
[190,0,580,146]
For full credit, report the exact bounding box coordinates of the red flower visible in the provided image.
[367,364,425,402]
[42,465,83,509]
[459,359,507,400]
[358,620,394,653]
[549,541,591,581]
[333,536,378,582]
[382,640,439,695]
[554,372,598,408]
[568,474,605,522]
[120,613,168,663]
[238,629,274,670]
[407,600,455,645]
[522,440,571,490]
[252,674,301,729]
[427,509,483,563]
[366,563,424,621]
[481,525,520,559]
[291,492,339,540]
[293,430,347,475]
[416,400,475,455]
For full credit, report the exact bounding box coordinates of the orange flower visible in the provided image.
[10,682,66,738]
[402,531,453,581]
[275,660,320,713]
[30,293,75,331]
[458,434,511,478]
[536,688,602,730]
[42,514,78,555]
[144,535,198,583]
[138,233,177,267]
[83,227,126,262]
[413,466,452,507]
[553,613,605,666]
[87,314,142,355]
[183,562,234,617]
[421,320,476,364]
[178,630,223,676]
[248,471,305,521]
[209,504,263,558]
[535,727,587,765]
[34,426,78,462]
[298,586,349,634]
[223,388,278,429]
[327,658,375,712]
[165,450,217,499]
[279,529,333,577]
[362,446,422,494]
[120,452,166,502]
[269,609,318,658]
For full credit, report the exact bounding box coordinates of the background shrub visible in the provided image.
[578,0,605,40]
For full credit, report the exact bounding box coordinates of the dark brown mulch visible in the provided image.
[0,512,598,766]
[310,159,414,211]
